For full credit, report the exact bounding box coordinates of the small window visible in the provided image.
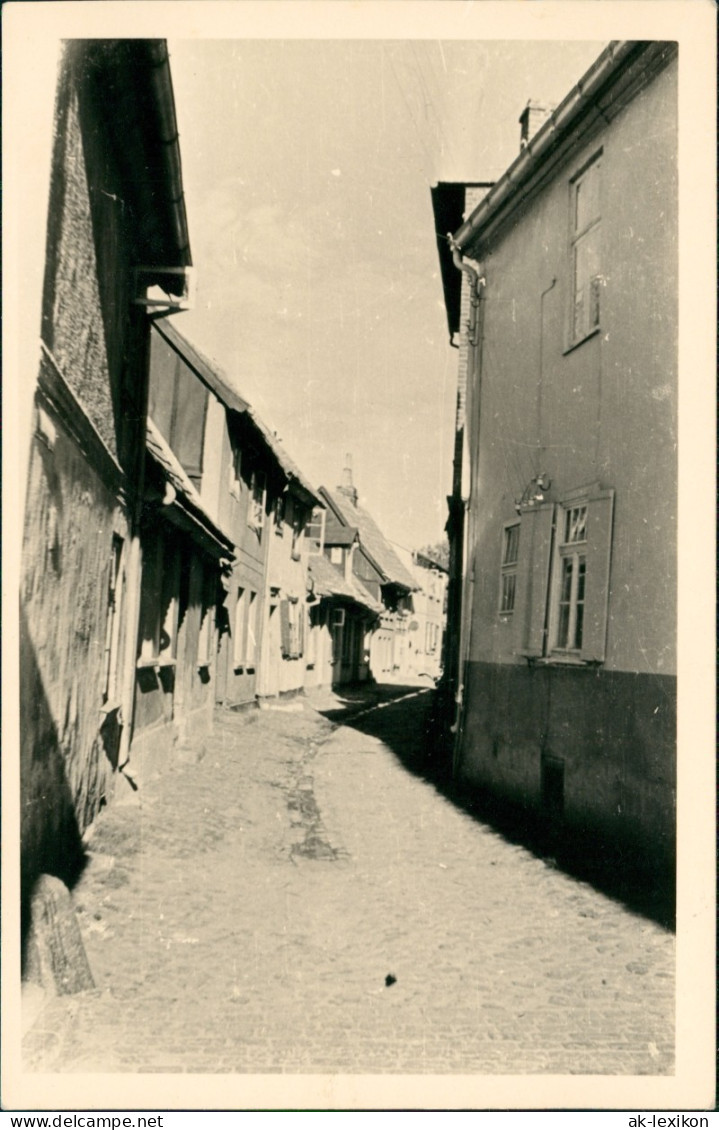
[229,446,242,501]
[233,587,246,668]
[274,493,286,534]
[280,598,304,659]
[248,470,266,535]
[330,546,343,566]
[234,588,258,670]
[551,504,587,652]
[246,592,258,666]
[498,522,520,614]
[291,511,303,560]
[102,535,124,703]
[305,507,326,556]
[569,155,602,345]
[138,533,180,666]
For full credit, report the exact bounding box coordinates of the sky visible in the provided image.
[167,38,605,553]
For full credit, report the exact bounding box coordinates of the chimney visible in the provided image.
[337,453,358,508]
[519,101,555,150]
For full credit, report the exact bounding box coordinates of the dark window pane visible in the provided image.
[577,556,586,601]
[501,573,516,612]
[503,524,520,565]
[148,335,178,442]
[172,362,207,477]
[560,556,573,602]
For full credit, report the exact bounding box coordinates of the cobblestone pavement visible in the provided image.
[23,685,675,1075]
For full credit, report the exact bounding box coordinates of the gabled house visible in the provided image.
[20,40,192,927]
[304,523,382,690]
[318,463,417,683]
[434,41,678,887]
[143,321,321,715]
[403,554,448,683]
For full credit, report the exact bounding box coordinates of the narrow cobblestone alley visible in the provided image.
[23,687,675,1076]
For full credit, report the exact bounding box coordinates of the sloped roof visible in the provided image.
[146,417,234,552]
[323,523,358,548]
[308,554,382,615]
[153,320,321,505]
[320,487,418,592]
[68,41,190,276]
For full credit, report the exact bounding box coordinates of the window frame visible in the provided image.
[498,520,520,617]
[137,533,180,668]
[233,587,259,671]
[567,152,603,350]
[547,502,588,655]
[248,469,267,535]
[101,534,124,706]
[229,444,242,501]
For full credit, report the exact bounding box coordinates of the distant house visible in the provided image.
[404,555,448,682]
[256,444,321,703]
[305,521,382,690]
[20,41,193,919]
[318,463,417,683]
[433,41,677,884]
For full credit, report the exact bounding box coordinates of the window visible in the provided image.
[569,155,602,345]
[248,470,266,534]
[330,546,343,566]
[148,331,208,484]
[229,445,242,501]
[102,535,124,704]
[512,485,614,663]
[498,522,520,614]
[274,493,286,534]
[138,533,180,666]
[280,598,303,659]
[305,506,326,556]
[246,592,258,666]
[233,588,258,669]
[551,505,587,652]
[291,510,303,560]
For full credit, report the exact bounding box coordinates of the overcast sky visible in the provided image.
[167,38,604,551]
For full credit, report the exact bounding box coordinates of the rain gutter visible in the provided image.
[452,41,640,253]
[145,40,192,270]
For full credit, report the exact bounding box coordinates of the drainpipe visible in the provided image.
[117,314,153,773]
[447,237,485,771]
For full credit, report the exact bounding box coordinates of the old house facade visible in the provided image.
[435,41,678,882]
[20,41,193,925]
[404,554,448,682]
[304,514,382,691]
[130,324,238,771]
[318,467,417,684]
[144,321,322,715]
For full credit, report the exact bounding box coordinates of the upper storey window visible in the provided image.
[569,154,602,346]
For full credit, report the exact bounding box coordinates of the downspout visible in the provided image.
[447,237,485,773]
[117,314,153,774]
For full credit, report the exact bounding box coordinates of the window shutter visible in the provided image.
[280,599,291,658]
[514,503,554,657]
[580,488,614,662]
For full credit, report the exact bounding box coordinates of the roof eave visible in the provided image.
[453,41,675,255]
